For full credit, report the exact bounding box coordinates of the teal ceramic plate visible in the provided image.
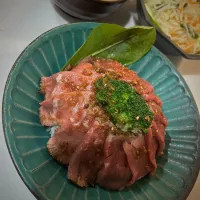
[3,23,200,200]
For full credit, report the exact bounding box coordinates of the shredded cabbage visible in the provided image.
[145,0,200,54]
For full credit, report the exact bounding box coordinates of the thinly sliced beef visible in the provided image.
[123,134,153,185]
[97,135,131,190]
[93,58,154,94]
[151,121,165,156]
[145,129,158,175]
[68,121,109,187]
[47,127,83,164]
[40,57,168,190]
[142,93,162,107]
[147,101,168,157]
[40,91,95,128]
[41,71,99,98]
[71,62,101,79]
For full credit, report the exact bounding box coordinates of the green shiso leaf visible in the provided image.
[62,23,156,70]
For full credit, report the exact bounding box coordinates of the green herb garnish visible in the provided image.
[95,77,153,133]
[180,23,199,39]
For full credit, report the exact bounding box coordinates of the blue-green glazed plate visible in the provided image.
[3,23,200,200]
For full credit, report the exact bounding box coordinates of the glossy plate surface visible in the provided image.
[3,23,200,200]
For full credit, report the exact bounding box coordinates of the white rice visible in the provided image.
[46,126,58,137]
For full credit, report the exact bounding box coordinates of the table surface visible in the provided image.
[0,0,199,200]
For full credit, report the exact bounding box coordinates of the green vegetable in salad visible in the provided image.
[180,23,199,39]
[94,76,153,133]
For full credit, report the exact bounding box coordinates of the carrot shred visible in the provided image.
[188,0,200,4]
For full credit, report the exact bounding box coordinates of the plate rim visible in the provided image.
[2,22,200,200]
[2,22,99,200]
